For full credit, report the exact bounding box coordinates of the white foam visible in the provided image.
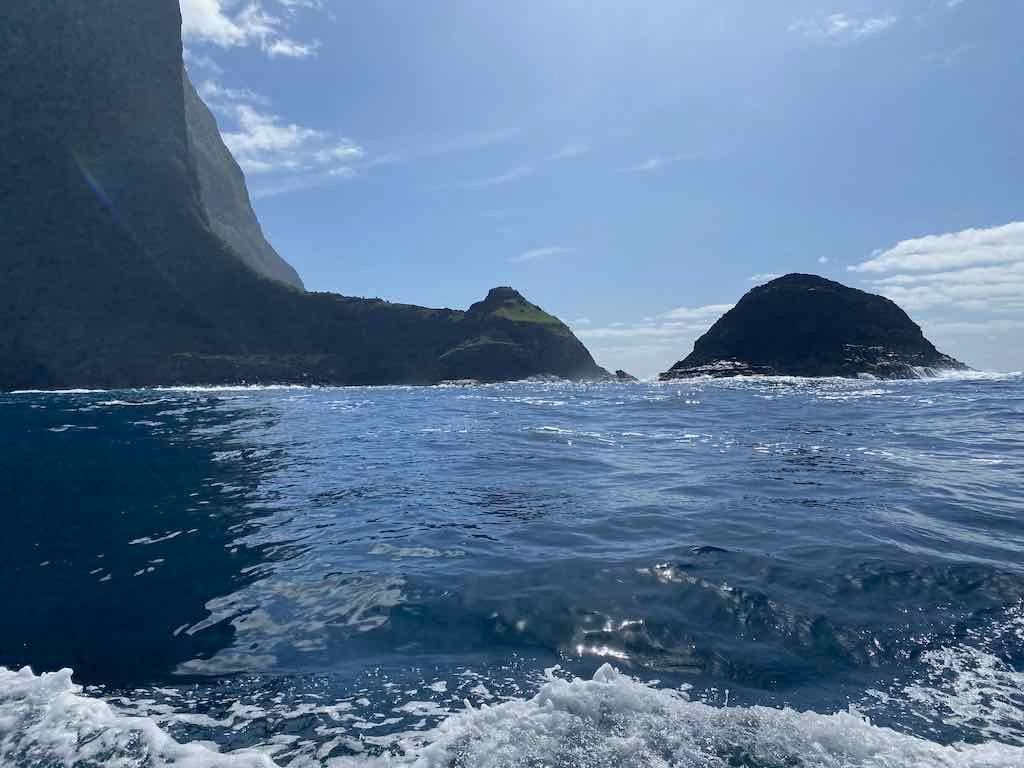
[3,662,1023,768]
[866,602,1024,746]
[9,389,109,394]
[343,665,1024,767]
[0,666,276,767]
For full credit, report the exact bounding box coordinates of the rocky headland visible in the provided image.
[0,1,606,389]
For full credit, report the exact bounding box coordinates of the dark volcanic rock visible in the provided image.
[436,288,608,382]
[660,274,967,380]
[183,76,304,290]
[0,1,605,389]
[615,370,640,383]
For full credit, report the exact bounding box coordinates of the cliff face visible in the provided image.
[0,0,605,389]
[660,274,966,380]
[183,76,304,290]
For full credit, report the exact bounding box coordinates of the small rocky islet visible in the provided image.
[660,274,966,380]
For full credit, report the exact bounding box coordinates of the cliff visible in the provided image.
[183,77,304,290]
[0,0,606,389]
[660,274,966,380]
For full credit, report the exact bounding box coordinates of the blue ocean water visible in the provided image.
[1,374,1023,767]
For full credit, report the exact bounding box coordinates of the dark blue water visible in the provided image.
[2,375,1023,766]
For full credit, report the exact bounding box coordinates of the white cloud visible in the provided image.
[864,262,1024,313]
[510,246,572,264]
[277,0,322,12]
[749,272,782,283]
[179,0,319,59]
[849,222,1024,274]
[198,80,365,196]
[264,37,320,58]
[848,221,1024,371]
[220,103,364,176]
[850,222,1024,312]
[789,13,897,41]
[624,157,665,173]
[660,303,734,323]
[619,152,694,173]
[818,256,830,264]
[924,318,1024,335]
[577,303,734,378]
[198,79,270,106]
[550,143,590,161]
[183,48,224,74]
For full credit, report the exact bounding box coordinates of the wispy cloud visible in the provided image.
[391,129,520,164]
[277,0,323,13]
[180,0,320,58]
[789,13,897,42]
[618,153,697,173]
[198,79,366,196]
[442,165,535,191]
[422,137,590,191]
[549,143,590,161]
[510,246,572,264]
[749,272,782,283]
[217,105,362,177]
[198,79,271,107]
[183,48,224,74]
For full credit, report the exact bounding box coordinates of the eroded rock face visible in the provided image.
[660,274,967,380]
[183,76,304,290]
[0,1,604,389]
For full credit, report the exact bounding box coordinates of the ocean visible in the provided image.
[1,374,1023,767]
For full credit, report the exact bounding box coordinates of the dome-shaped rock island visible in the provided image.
[660,274,967,380]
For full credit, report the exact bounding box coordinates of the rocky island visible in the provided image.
[661,274,967,380]
[0,1,606,390]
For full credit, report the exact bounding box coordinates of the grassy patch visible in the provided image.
[492,303,564,326]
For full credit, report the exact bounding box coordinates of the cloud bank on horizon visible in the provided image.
[179,0,1024,378]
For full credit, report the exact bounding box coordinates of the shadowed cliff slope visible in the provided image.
[183,77,304,290]
[0,0,605,389]
[661,274,966,380]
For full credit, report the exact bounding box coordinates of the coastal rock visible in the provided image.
[660,274,967,380]
[0,1,605,389]
[615,370,640,383]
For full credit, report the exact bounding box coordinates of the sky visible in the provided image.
[180,0,1023,378]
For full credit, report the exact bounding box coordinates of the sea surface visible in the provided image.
[2,374,1023,767]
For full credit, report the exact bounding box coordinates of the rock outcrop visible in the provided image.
[0,0,605,389]
[660,274,967,380]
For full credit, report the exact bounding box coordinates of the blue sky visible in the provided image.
[181,0,1023,378]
